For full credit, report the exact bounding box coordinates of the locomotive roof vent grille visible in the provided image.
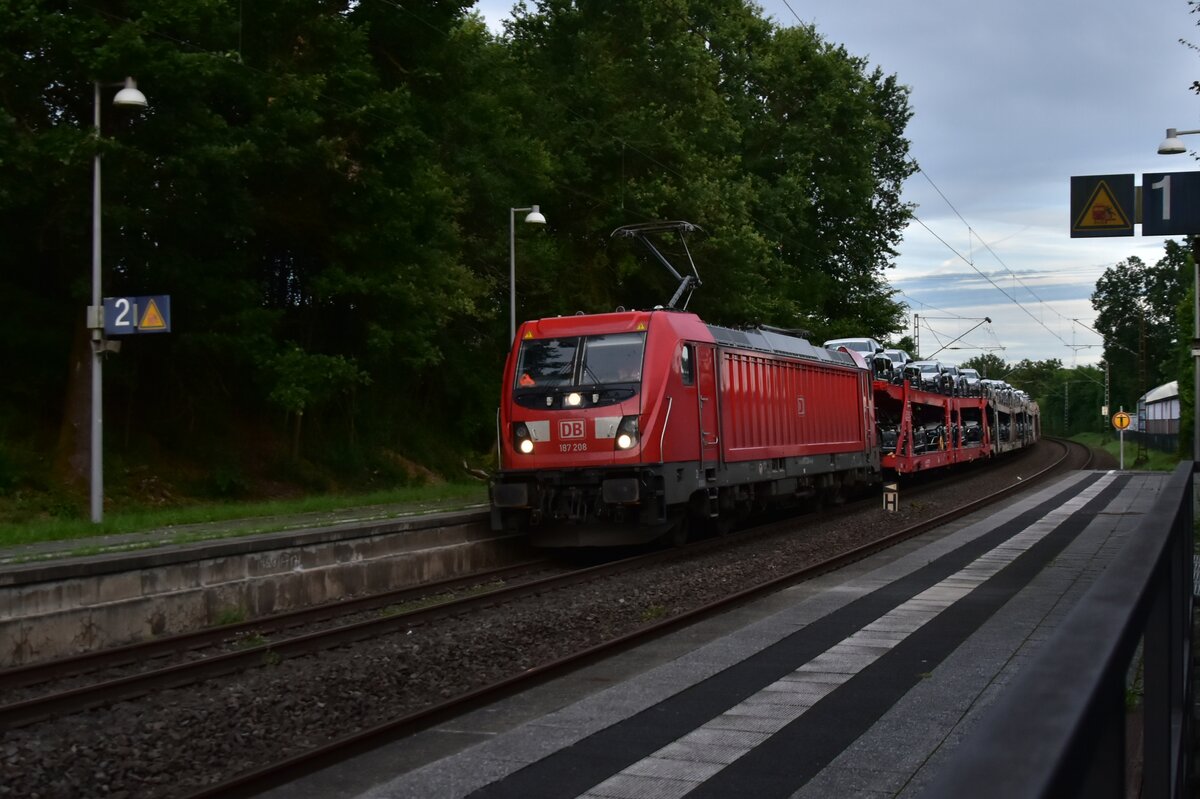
[704,324,853,367]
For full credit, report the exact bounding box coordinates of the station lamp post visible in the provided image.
[509,205,546,343]
[1157,128,1200,156]
[90,77,149,523]
[1157,127,1200,461]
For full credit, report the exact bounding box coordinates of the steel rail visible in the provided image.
[3,438,1079,733]
[0,543,705,728]
[184,437,1083,799]
[0,559,550,691]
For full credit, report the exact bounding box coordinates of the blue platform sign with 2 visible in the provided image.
[103,295,171,335]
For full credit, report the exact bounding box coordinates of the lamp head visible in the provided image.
[112,77,148,108]
[524,204,547,225]
[1158,128,1186,155]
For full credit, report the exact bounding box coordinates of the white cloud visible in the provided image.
[779,0,1197,364]
[472,0,1198,365]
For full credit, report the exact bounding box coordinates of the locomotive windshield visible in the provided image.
[581,333,644,383]
[515,332,645,391]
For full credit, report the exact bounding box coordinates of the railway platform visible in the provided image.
[279,468,1177,799]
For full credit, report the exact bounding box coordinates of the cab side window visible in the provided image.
[681,344,695,386]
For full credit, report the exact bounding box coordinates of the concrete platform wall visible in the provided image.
[0,512,525,667]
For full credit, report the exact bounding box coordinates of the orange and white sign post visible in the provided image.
[1112,409,1132,469]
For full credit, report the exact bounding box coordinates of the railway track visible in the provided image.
[3,561,531,681]
[186,438,1084,799]
[1,528,787,726]
[0,438,1087,799]
[2,440,1075,717]
[1,557,657,726]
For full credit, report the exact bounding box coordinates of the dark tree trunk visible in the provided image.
[55,321,92,489]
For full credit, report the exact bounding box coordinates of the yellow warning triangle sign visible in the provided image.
[1073,180,1131,230]
[139,298,167,330]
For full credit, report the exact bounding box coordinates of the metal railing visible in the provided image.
[921,461,1195,798]
[1127,430,1181,456]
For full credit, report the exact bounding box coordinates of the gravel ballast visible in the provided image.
[1,442,1090,798]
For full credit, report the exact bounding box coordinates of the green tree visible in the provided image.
[960,353,1008,379]
[1000,360,1105,437]
[505,0,766,322]
[1043,365,1106,437]
[1091,244,1188,413]
[887,335,917,358]
[744,23,915,340]
[1006,358,1061,401]
[0,0,922,510]
[1174,265,1196,455]
[0,0,496,482]
[506,0,914,340]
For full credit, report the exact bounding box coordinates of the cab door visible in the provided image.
[696,344,721,472]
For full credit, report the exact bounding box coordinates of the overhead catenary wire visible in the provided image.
[893,292,970,318]
[779,0,1138,366]
[907,166,1084,352]
[777,0,1097,358]
[894,293,995,353]
[1071,318,1139,357]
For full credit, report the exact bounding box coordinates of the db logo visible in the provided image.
[559,420,585,440]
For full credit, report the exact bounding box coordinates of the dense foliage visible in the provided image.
[1089,239,1192,452]
[1090,242,1190,409]
[948,235,1196,447]
[958,354,1108,439]
[0,0,915,504]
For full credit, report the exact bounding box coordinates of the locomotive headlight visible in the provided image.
[513,423,535,454]
[614,415,639,450]
[566,392,582,407]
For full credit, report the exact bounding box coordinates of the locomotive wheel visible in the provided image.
[666,515,690,548]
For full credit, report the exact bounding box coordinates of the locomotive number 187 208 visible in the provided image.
[560,443,588,452]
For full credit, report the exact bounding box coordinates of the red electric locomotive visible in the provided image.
[490,223,882,547]
[490,304,880,546]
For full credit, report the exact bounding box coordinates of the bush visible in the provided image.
[206,464,251,499]
[0,445,19,494]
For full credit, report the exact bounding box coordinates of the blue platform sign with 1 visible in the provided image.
[1143,171,1200,236]
[103,295,171,335]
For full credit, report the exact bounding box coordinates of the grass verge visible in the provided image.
[0,482,488,550]
[1070,432,1183,471]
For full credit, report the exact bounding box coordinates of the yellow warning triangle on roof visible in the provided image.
[1074,180,1131,230]
[139,298,167,330]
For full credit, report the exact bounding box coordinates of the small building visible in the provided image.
[1136,380,1179,453]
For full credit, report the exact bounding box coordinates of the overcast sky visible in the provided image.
[474,0,1200,367]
